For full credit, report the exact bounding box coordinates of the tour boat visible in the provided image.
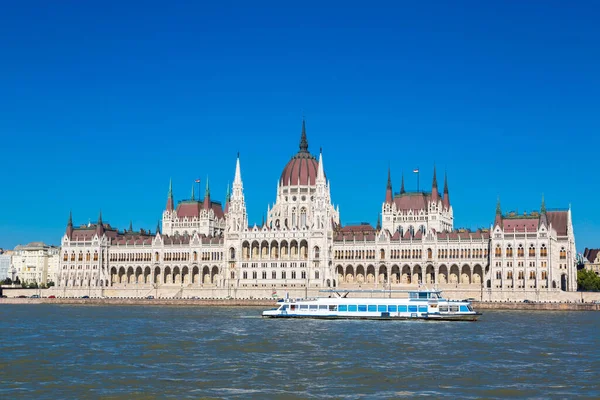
[262,289,481,321]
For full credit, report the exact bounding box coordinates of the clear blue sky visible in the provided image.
[1,1,599,253]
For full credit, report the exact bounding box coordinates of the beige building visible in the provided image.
[12,242,59,285]
[583,248,600,275]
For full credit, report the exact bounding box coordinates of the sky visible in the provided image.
[0,1,599,252]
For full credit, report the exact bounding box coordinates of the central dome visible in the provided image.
[279,121,321,187]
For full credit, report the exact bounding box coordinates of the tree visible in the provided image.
[577,269,600,291]
[2,278,11,285]
[47,281,55,288]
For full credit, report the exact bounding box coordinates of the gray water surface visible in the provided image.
[0,305,598,399]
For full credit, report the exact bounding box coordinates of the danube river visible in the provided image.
[0,305,598,399]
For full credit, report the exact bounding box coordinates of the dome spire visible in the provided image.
[299,119,308,153]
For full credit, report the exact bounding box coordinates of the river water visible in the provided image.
[0,305,598,399]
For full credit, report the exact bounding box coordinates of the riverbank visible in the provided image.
[1,297,599,311]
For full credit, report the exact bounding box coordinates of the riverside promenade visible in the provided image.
[1,297,599,311]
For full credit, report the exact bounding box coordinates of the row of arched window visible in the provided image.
[109,253,152,262]
[63,251,98,262]
[494,244,549,258]
[495,271,548,280]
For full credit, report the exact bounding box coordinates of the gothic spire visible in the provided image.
[205,176,210,198]
[98,210,103,225]
[66,210,74,239]
[385,167,393,203]
[68,210,73,227]
[129,220,133,232]
[299,119,308,153]
[442,170,450,208]
[234,153,242,186]
[541,194,546,214]
[400,172,406,194]
[376,213,381,230]
[166,178,174,211]
[496,197,501,215]
[317,147,325,182]
[431,164,439,200]
[156,220,161,235]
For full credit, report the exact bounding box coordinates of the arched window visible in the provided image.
[300,208,307,228]
[315,270,320,279]
[507,271,513,279]
[427,248,432,259]
[291,208,296,228]
[506,245,513,258]
[529,244,535,257]
[517,244,524,257]
[93,251,98,261]
[540,245,548,257]
[314,246,320,259]
[559,247,566,260]
[380,249,385,259]
[495,245,501,257]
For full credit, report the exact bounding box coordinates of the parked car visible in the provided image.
[17,295,27,298]
[30,294,40,298]
[523,299,532,303]
[81,295,90,299]
[48,295,56,299]
[146,295,154,299]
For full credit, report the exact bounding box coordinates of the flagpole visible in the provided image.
[196,179,201,201]
[417,167,420,193]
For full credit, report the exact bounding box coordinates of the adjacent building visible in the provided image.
[12,242,59,285]
[0,249,12,281]
[582,248,600,275]
[56,121,578,297]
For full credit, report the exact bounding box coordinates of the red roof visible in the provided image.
[393,193,430,212]
[176,200,224,219]
[547,211,568,236]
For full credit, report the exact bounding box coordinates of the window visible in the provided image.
[560,247,566,260]
[291,271,296,279]
[358,305,367,312]
[388,305,397,312]
[495,245,501,257]
[506,245,513,258]
[529,245,535,257]
[418,305,428,312]
[541,245,547,257]
[517,244,524,257]
[272,271,276,279]
[252,271,257,279]
[348,305,358,312]
[282,271,286,279]
[329,305,337,311]
[301,271,306,279]
[339,305,348,312]
[377,305,386,312]
[408,305,418,312]
[315,270,319,279]
[368,305,377,312]
[262,271,267,279]
[243,271,248,279]
[459,305,469,312]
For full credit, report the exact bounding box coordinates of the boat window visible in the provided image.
[367,305,377,312]
[419,292,428,300]
[338,305,348,312]
[329,305,337,311]
[399,305,407,312]
[409,292,418,299]
[377,305,386,312]
[388,305,397,312]
[300,305,309,310]
[439,305,448,312]
[319,305,328,310]
[459,305,469,312]
[282,305,289,310]
[450,305,459,312]
[348,305,358,312]
[418,305,428,312]
[358,305,367,312]
[290,305,296,311]
[408,305,418,312]
[309,305,318,311]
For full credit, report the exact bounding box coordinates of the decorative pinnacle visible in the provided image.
[400,172,405,194]
[98,210,103,225]
[68,210,73,226]
[299,119,308,152]
[206,176,210,197]
[443,170,448,193]
[129,220,133,232]
[168,178,173,197]
[496,197,501,215]
[432,164,438,188]
[541,194,546,214]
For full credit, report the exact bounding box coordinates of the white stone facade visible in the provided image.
[56,122,578,296]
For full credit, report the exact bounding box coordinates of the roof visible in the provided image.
[392,192,430,212]
[547,211,568,236]
[584,248,600,264]
[176,200,224,219]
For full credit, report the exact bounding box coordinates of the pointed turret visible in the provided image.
[129,220,133,232]
[224,183,231,213]
[166,178,174,212]
[539,194,548,228]
[66,210,73,239]
[385,167,393,203]
[299,119,308,153]
[442,171,450,209]
[400,172,406,194]
[431,165,439,200]
[317,148,325,182]
[203,176,211,210]
[494,197,503,228]
[156,220,161,235]
[234,153,242,186]
[376,213,381,231]
[96,210,104,236]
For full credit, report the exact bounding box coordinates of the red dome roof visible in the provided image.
[279,120,322,187]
